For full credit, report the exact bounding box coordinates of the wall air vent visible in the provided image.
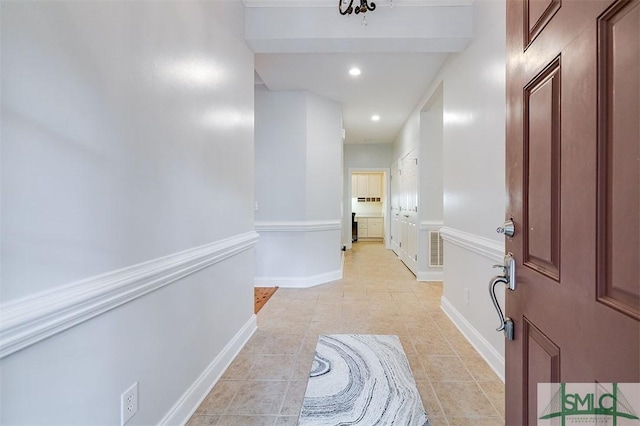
[429,231,444,267]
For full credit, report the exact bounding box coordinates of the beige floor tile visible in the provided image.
[423,356,474,382]
[279,381,308,416]
[415,379,445,419]
[413,333,456,356]
[242,331,269,355]
[216,415,276,426]
[307,320,350,335]
[459,355,501,382]
[447,416,504,425]
[247,354,296,381]
[196,381,243,415]
[479,380,505,418]
[291,356,313,381]
[298,336,319,359]
[428,415,450,426]
[186,415,220,425]
[221,352,259,380]
[260,333,304,355]
[433,382,500,418]
[405,354,429,381]
[227,381,288,415]
[274,416,299,425]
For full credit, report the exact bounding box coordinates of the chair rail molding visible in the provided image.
[439,226,504,262]
[419,220,444,231]
[0,231,260,359]
[255,220,341,232]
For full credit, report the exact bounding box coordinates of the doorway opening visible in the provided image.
[346,168,391,251]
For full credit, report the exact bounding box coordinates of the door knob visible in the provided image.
[497,219,515,237]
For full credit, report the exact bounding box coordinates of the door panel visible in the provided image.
[524,0,562,47]
[523,318,561,426]
[506,0,640,423]
[596,0,640,319]
[523,57,561,280]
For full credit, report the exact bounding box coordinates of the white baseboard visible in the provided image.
[440,296,505,382]
[417,270,444,281]
[255,268,343,288]
[159,315,257,426]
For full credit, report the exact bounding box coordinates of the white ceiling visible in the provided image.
[246,0,474,144]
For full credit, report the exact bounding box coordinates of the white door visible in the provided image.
[390,162,401,254]
[399,149,419,274]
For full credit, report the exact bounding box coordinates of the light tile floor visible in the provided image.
[188,242,505,426]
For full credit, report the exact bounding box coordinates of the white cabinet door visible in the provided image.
[357,220,368,238]
[356,174,369,198]
[351,174,358,197]
[368,219,383,238]
[368,174,381,198]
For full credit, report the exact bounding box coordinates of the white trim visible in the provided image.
[440,296,505,382]
[159,315,257,426]
[0,232,260,359]
[439,226,504,263]
[419,220,444,231]
[255,220,341,232]
[255,268,343,288]
[417,270,444,281]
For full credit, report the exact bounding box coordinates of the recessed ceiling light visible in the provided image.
[349,67,361,76]
[371,115,380,121]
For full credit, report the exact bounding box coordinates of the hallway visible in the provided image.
[188,242,505,426]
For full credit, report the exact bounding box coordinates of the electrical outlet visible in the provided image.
[120,382,138,426]
[464,287,470,304]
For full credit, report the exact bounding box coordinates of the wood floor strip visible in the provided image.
[254,286,278,314]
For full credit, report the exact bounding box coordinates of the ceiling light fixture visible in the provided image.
[339,0,376,17]
[371,115,380,121]
[349,68,361,76]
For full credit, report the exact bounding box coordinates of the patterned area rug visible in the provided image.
[254,286,278,314]
[298,334,429,426]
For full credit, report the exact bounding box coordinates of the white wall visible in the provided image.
[305,94,343,222]
[342,144,393,248]
[420,85,444,222]
[1,1,257,423]
[254,89,307,221]
[392,0,507,378]
[254,89,343,287]
[393,113,421,162]
[418,85,445,281]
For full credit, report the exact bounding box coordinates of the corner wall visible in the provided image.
[392,0,507,378]
[254,89,343,287]
[1,1,257,423]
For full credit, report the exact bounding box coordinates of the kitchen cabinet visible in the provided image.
[368,174,381,198]
[352,173,382,201]
[356,217,384,240]
[351,174,358,197]
[356,174,369,198]
[367,218,383,238]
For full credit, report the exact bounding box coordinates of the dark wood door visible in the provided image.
[505,0,640,424]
